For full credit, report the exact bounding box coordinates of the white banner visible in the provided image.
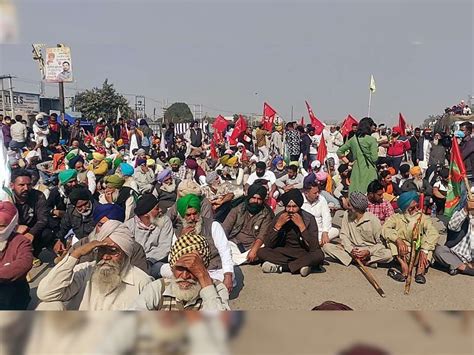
[0,91,40,116]
[45,47,73,83]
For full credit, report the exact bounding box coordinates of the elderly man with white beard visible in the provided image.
[36,224,152,310]
[131,233,230,310]
[153,169,178,211]
[160,194,235,293]
[124,194,174,279]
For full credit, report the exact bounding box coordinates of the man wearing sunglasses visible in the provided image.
[37,224,152,310]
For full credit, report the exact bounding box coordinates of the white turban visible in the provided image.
[95,222,134,257]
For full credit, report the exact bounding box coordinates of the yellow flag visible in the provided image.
[369,75,376,93]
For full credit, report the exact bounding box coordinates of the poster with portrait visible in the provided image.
[45,47,73,83]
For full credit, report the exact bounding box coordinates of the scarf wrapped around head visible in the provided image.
[279,189,304,207]
[68,155,84,169]
[104,174,125,189]
[0,201,19,252]
[58,169,77,185]
[397,191,419,212]
[176,194,202,217]
[349,192,368,211]
[169,233,210,268]
[93,203,125,223]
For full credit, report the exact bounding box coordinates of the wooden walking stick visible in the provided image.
[404,210,423,295]
[354,258,386,298]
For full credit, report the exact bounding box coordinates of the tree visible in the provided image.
[74,79,133,121]
[164,102,194,124]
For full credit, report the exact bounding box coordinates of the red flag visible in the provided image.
[340,115,359,137]
[210,140,218,160]
[300,116,305,127]
[398,113,407,136]
[230,115,247,142]
[213,130,224,144]
[305,101,324,134]
[450,134,467,183]
[212,115,229,133]
[419,193,425,211]
[261,102,277,131]
[316,135,327,163]
[241,145,249,162]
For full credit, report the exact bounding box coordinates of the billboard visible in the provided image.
[0,91,40,117]
[44,47,73,83]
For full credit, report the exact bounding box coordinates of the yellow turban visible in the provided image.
[92,152,105,161]
[226,156,238,166]
[146,159,155,167]
[410,166,421,176]
[219,155,230,166]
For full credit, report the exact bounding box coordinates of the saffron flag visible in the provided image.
[340,115,359,137]
[230,115,247,142]
[369,75,376,93]
[261,102,277,131]
[398,113,407,136]
[444,137,467,218]
[212,115,228,132]
[316,135,327,163]
[305,101,324,134]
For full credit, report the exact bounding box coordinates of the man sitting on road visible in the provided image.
[130,234,230,310]
[222,183,274,265]
[275,164,304,196]
[367,180,395,225]
[382,191,439,285]
[257,189,324,277]
[36,224,152,310]
[124,194,174,279]
[323,192,392,267]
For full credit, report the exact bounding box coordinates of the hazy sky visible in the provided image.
[0,0,472,125]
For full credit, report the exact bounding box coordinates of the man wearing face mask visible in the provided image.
[257,189,324,277]
[124,194,174,279]
[383,191,439,284]
[222,183,274,265]
[323,192,392,267]
[53,188,97,257]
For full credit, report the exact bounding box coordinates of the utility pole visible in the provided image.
[9,76,14,118]
[0,75,16,117]
[1,78,5,116]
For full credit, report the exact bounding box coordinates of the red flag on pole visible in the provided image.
[300,116,305,127]
[305,101,324,134]
[261,102,277,131]
[212,115,229,132]
[230,115,247,142]
[340,115,359,137]
[398,113,407,136]
[213,130,224,144]
[210,140,218,160]
[316,135,328,163]
[241,145,249,162]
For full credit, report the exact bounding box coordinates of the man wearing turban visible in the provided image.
[154,169,178,210]
[169,157,186,182]
[382,191,440,285]
[37,224,153,310]
[400,166,433,211]
[160,194,234,293]
[131,233,230,310]
[257,189,324,277]
[134,158,155,194]
[222,183,274,265]
[323,192,392,267]
[0,201,33,310]
[99,174,137,220]
[88,152,108,177]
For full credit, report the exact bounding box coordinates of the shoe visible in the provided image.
[262,261,282,274]
[300,266,311,277]
[460,266,474,276]
[449,269,459,276]
[415,274,426,284]
[32,258,42,268]
[387,268,406,282]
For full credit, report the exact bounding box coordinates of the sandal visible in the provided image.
[415,274,426,284]
[388,268,406,282]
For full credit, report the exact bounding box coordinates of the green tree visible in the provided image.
[164,102,194,124]
[74,79,133,121]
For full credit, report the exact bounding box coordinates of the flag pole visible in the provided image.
[367,90,372,117]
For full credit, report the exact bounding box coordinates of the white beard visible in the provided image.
[180,216,203,235]
[160,181,176,193]
[170,277,202,302]
[151,215,167,229]
[91,259,123,295]
[414,178,423,190]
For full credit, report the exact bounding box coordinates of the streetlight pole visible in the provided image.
[1,78,5,116]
